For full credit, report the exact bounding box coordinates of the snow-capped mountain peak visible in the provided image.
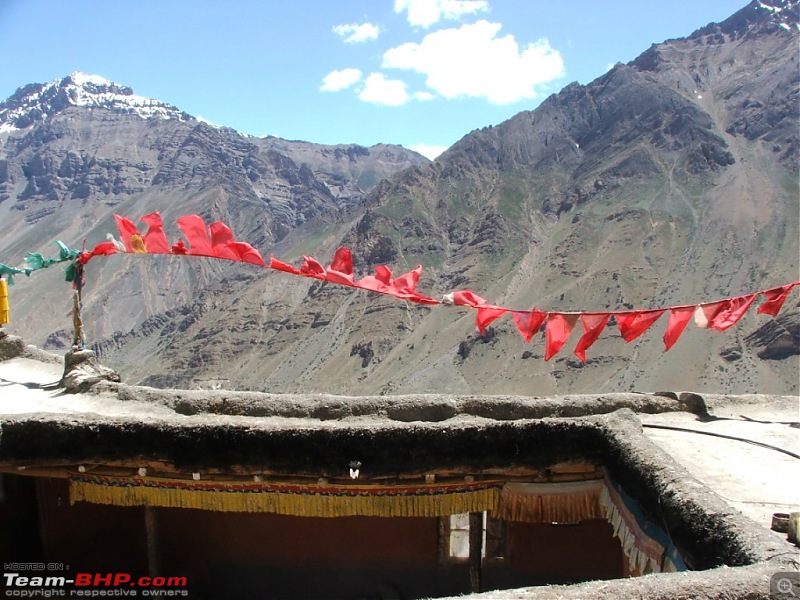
[0,72,191,133]
[755,0,800,30]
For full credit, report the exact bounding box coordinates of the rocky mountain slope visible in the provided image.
[0,1,797,395]
[0,72,427,348]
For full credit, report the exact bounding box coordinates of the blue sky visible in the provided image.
[0,0,748,158]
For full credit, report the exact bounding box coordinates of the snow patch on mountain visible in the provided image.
[0,71,191,133]
[755,0,800,29]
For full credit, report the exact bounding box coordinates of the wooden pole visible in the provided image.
[469,511,483,593]
[144,506,161,577]
[71,291,84,349]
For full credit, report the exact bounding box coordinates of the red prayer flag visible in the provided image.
[512,309,546,342]
[476,306,508,335]
[176,215,213,256]
[300,256,326,279]
[708,294,758,331]
[355,275,390,294]
[545,313,580,361]
[227,242,266,267]
[78,241,118,265]
[356,266,394,294]
[207,222,239,260]
[325,271,355,286]
[757,283,799,316]
[139,212,170,254]
[329,248,353,275]
[389,267,437,304]
[663,306,695,351]
[574,313,610,362]
[694,301,727,329]
[392,266,422,295]
[373,265,393,285]
[228,242,267,267]
[450,290,488,307]
[209,221,234,246]
[114,215,142,252]
[170,240,189,255]
[615,309,665,342]
[326,248,355,286]
[403,291,439,305]
[269,256,299,274]
[354,265,437,304]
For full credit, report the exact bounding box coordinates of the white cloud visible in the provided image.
[320,68,363,92]
[410,142,448,160]
[394,0,489,28]
[383,20,564,104]
[332,22,380,43]
[358,73,410,106]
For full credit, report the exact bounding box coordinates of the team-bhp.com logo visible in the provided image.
[3,568,189,597]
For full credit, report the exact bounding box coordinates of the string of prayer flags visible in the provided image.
[1,241,81,285]
[2,213,797,362]
[103,212,268,267]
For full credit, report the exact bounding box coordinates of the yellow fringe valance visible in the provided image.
[69,475,502,518]
[495,480,605,523]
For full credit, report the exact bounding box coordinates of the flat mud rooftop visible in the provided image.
[0,335,797,599]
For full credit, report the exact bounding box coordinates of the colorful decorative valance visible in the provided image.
[599,476,687,574]
[69,474,502,518]
[71,471,687,572]
[496,477,687,573]
[495,480,605,523]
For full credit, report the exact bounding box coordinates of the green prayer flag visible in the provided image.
[2,240,81,285]
[0,264,31,286]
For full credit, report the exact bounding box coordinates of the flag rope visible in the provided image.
[1,212,797,361]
